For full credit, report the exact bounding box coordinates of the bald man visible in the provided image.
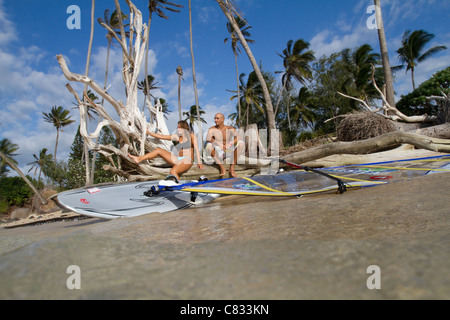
[205,113,244,177]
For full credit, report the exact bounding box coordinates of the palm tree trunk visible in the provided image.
[178,74,182,120]
[234,52,241,127]
[54,129,59,162]
[217,1,276,132]
[274,81,287,115]
[38,169,42,190]
[287,96,292,131]
[411,67,416,91]
[145,12,153,113]
[91,39,112,183]
[189,0,203,147]
[0,151,48,205]
[374,0,396,109]
[82,0,95,186]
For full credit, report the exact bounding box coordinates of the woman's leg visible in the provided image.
[170,160,193,181]
[129,148,176,165]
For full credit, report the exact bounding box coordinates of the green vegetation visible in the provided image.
[0,176,33,213]
[396,67,450,116]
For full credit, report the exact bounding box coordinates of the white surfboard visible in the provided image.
[56,181,220,220]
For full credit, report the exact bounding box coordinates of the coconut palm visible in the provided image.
[144,1,183,109]
[153,98,171,120]
[217,0,276,132]
[397,29,447,90]
[98,9,129,96]
[373,0,396,109]
[27,148,53,188]
[230,72,265,127]
[0,139,19,176]
[290,87,317,130]
[275,39,315,129]
[224,15,255,127]
[138,75,161,102]
[72,89,99,121]
[342,44,382,103]
[183,105,207,131]
[42,106,75,161]
[176,65,184,120]
[188,0,203,146]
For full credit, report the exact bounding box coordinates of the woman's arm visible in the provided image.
[191,133,204,169]
[147,129,177,141]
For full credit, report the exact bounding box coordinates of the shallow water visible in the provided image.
[1,174,449,299]
[1,227,448,300]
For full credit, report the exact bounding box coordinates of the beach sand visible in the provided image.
[0,170,449,299]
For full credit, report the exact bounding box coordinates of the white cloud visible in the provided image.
[0,4,79,174]
[0,0,17,45]
[197,6,219,24]
[310,25,378,59]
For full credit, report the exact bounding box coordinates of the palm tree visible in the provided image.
[189,0,203,146]
[98,9,129,99]
[27,148,53,188]
[138,75,161,106]
[0,139,19,176]
[397,29,447,90]
[290,87,317,130]
[95,9,128,185]
[42,106,75,161]
[224,15,255,127]
[176,65,184,120]
[183,105,207,131]
[230,72,265,127]
[80,0,96,186]
[217,0,276,133]
[342,44,382,103]
[374,0,396,109]
[72,90,99,121]
[275,39,315,129]
[153,98,171,119]
[144,1,183,109]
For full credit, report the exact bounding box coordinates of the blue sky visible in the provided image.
[1,0,449,175]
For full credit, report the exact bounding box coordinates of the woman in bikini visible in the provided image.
[128,120,203,181]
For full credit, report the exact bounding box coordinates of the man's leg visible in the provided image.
[206,142,226,176]
[229,141,244,178]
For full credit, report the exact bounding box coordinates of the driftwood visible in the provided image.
[58,1,176,182]
[282,131,450,167]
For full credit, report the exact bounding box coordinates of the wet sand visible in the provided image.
[0,173,449,299]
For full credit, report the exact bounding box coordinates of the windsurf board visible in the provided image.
[56,180,220,220]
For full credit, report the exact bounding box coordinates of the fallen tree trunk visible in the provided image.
[407,123,450,139]
[282,131,450,166]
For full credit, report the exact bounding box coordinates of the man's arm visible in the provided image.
[205,127,223,148]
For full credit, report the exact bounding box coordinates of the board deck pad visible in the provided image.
[57,155,450,219]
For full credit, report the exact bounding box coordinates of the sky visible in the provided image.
[1,0,449,176]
